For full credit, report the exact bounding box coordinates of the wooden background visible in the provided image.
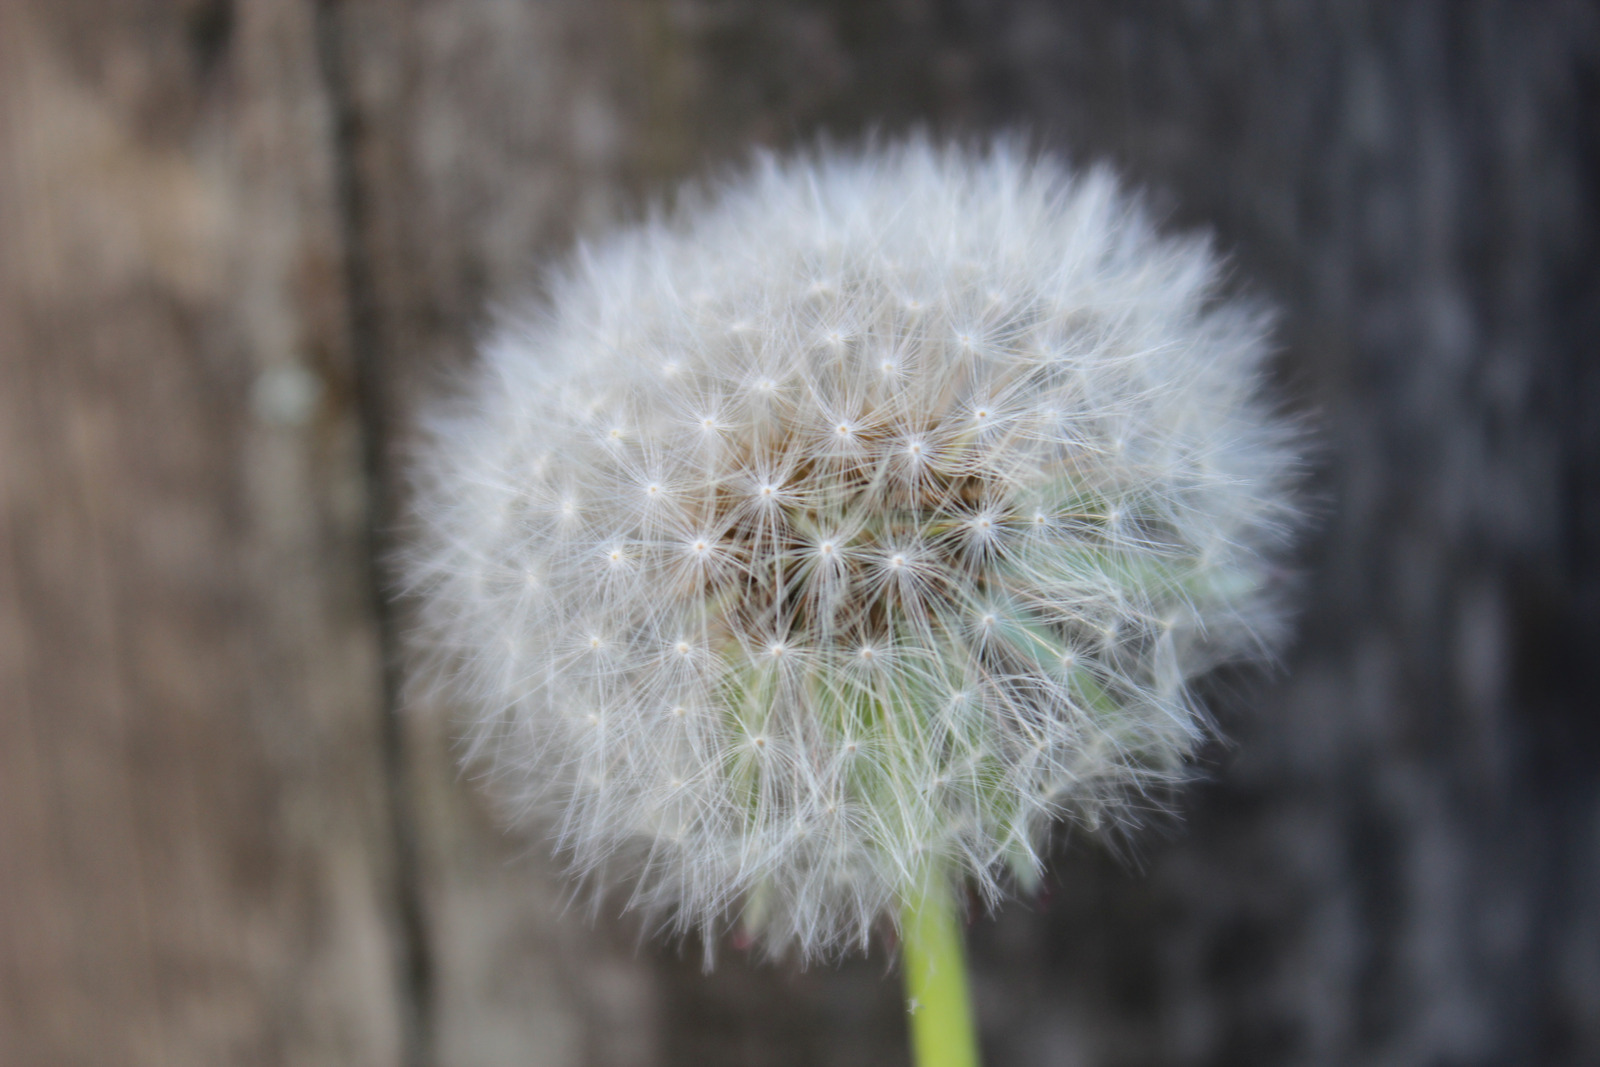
[3,2,1596,1065]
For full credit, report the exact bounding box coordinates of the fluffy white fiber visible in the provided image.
[405,139,1299,961]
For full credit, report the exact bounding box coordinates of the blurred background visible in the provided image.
[2,2,1596,1065]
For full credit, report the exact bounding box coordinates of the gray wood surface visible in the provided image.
[3,2,1595,1065]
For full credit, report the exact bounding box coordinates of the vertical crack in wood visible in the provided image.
[310,3,435,1065]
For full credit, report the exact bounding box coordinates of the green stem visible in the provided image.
[901,878,980,1067]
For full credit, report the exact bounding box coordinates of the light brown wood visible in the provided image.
[0,3,404,1063]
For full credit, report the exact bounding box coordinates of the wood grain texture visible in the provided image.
[4,1,1596,1065]
[0,2,405,1064]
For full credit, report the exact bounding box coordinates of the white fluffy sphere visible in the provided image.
[406,140,1299,960]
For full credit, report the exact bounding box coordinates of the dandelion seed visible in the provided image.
[405,138,1302,966]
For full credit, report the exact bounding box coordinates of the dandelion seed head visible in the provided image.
[406,138,1301,961]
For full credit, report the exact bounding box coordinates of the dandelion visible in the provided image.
[405,138,1300,1067]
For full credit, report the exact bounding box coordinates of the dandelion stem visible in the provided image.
[902,877,980,1067]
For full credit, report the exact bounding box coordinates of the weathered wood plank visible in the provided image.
[0,2,406,1063]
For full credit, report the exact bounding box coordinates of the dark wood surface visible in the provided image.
[3,2,1596,1065]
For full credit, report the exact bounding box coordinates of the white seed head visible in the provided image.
[405,139,1301,961]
